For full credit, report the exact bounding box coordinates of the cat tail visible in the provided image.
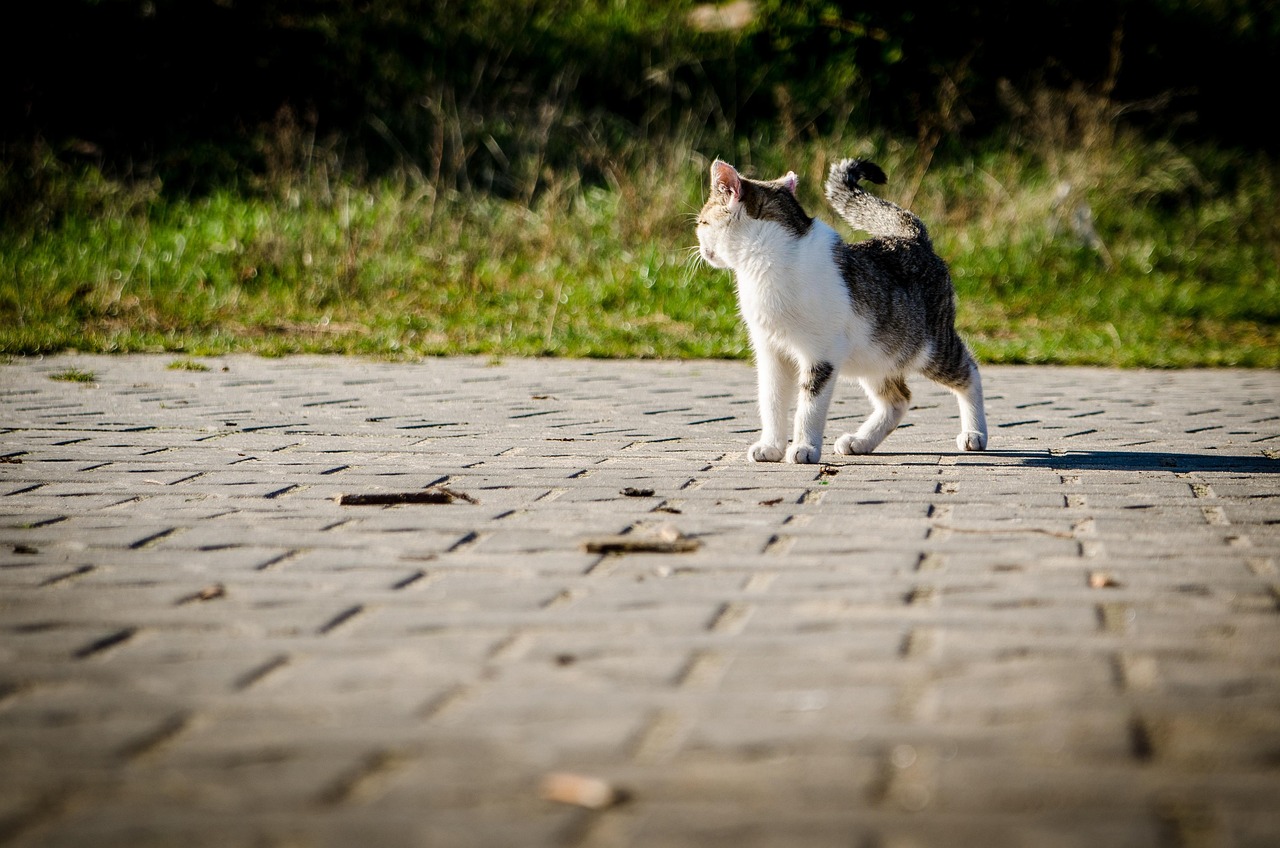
[824,158,927,241]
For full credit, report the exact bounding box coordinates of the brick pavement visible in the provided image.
[1,354,1278,847]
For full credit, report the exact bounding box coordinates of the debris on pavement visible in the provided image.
[336,486,479,506]
[1088,571,1123,589]
[582,523,700,554]
[178,583,227,604]
[540,772,630,809]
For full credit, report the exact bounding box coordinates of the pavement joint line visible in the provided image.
[316,749,405,807]
[117,711,194,762]
[418,684,473,721]
[128,527,181,549]
[630,709,690,764]
[234,654,291,692]
[318,604,366,635]
[73,627,138,660]
[39,564,96,587]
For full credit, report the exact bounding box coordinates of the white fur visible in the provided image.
[698,178,983,463]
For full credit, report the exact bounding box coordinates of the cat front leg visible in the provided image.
[786,361,838,464]
[748,342,794,462]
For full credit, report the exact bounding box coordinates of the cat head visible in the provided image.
[696,160,812,269]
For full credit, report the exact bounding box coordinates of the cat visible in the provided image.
[695,156,987,464]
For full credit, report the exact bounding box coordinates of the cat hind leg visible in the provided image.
[835,375,910,455]
[925,342,988,451]
[951,377,987,453]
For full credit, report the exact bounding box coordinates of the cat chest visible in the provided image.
[734,268,848,337]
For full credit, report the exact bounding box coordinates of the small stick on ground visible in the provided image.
[582,524,700,554]
[337,486,479,506]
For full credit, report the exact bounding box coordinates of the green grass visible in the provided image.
[49,368,97,383]
[3,133,1277,367]
[167,359,212,372]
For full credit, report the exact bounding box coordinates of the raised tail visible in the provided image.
[824,158,927,241]
[839,159,887,187]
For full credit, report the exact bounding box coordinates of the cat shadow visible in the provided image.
[952,450,1280,475]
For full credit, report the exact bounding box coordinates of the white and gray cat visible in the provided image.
[696,157,987,463]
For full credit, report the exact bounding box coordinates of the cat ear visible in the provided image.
[711,159,742,203]
[780,171,798,195]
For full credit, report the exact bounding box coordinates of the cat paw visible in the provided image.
[835,433,877,455]
[785,444,821,464]
[748,442,784,462]
[957,430,988,451]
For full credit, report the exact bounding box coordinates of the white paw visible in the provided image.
[957,430,988,451]
[748,442,784,462]
[835,433,877,455]
[785,444,820,464]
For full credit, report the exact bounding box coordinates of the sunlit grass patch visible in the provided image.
[167,359,211,371]
[2,127,1276,367]
[49,368,97,383]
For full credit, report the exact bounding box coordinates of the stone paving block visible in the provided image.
[1,355,1278,847]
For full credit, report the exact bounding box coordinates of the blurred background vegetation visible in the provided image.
[2,0,1277,365]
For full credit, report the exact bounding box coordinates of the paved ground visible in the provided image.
[1,354,1278,848]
